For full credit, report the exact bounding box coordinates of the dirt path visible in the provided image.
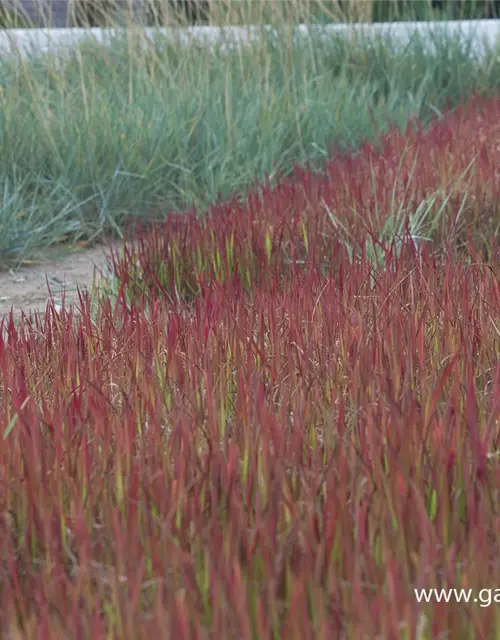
[0,240,120,325]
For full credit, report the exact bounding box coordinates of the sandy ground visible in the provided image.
[0,240,120,326]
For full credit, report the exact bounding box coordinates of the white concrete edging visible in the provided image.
[0,20,499,59]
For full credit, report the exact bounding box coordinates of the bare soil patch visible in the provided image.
[0,239,120,325]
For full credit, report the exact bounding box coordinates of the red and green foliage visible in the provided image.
[1,94,500,638]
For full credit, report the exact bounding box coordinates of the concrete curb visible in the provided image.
[0,20,499,59]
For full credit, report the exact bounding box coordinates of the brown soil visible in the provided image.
[0,239,121,325]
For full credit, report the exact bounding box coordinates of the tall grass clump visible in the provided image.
[1,27,500,267]
[4,0,500,28]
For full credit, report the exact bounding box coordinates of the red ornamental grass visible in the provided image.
[2,94,500,637]
[1,238,500,637]
[109,93,500,309]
